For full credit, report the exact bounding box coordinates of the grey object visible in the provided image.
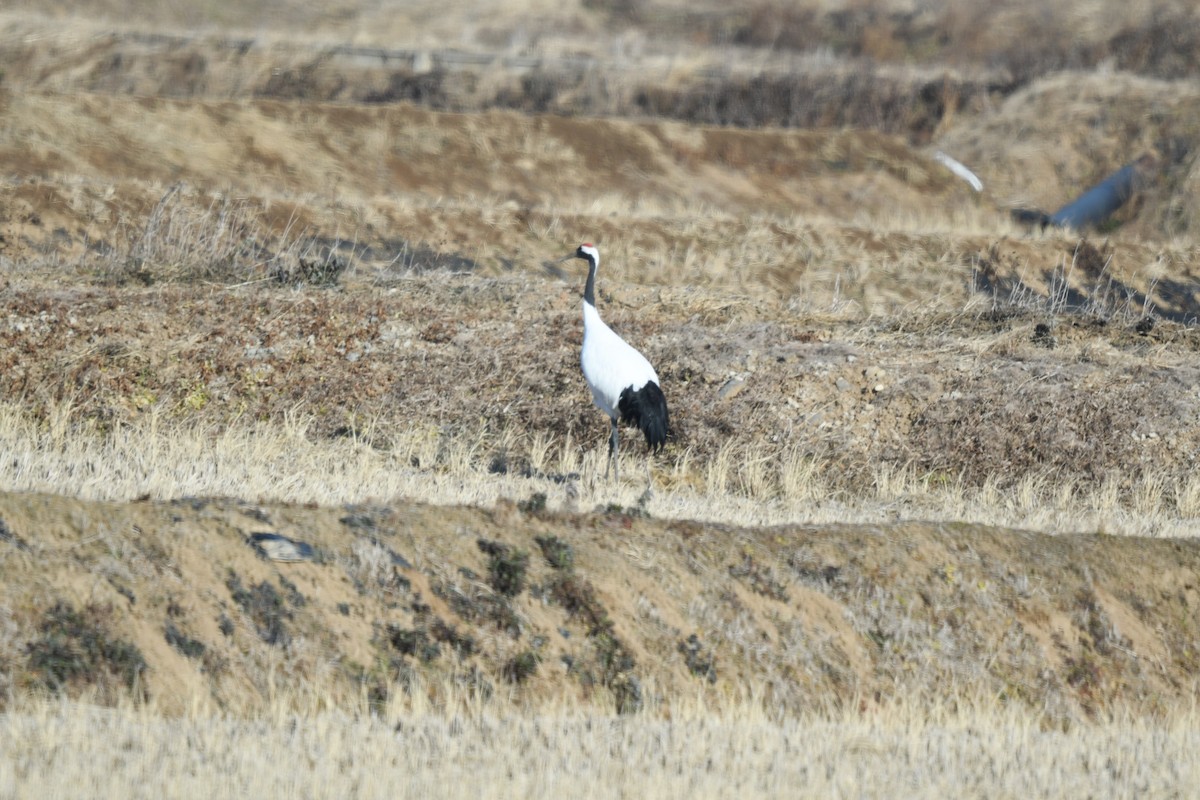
[1013,153,1159,230]
[249,532,315,562]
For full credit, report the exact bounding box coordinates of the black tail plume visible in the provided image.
[618,381,669,452]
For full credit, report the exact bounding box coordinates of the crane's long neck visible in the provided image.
[583,253,597,308]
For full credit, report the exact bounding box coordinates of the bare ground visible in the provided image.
[3,490,1199,725]
[1,4,1200,727]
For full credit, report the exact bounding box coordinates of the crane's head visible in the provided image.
[563,243,601,306]
[567,243,599,267]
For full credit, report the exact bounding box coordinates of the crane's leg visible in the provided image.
[607,417,620,484]
[604,419,613,479]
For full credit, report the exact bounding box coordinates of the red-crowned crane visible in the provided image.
[563,243,669,483]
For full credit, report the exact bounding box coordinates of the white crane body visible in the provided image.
[566,243,669,482]
[581,301,659,417]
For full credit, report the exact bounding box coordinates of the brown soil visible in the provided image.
[2,6,1200,722]
[2,491,1198,722]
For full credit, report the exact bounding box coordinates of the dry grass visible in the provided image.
[5,0,1200,153]
[0,692,1196,798]
[4,403,1200,538]
[3,429,1200,770]
[3,1,1200,790]
[2,80,1197,301]
[5,185,1197,503]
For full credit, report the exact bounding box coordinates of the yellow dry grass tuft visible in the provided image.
[0,692,1197,798]
[4,403,1200,538]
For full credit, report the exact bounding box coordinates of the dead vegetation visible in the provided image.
[2,491,1200,727]
[3,694,1198,798]
[22,602,148,702]
[3,264,1199,505]
[1,0,1200,791]
[5,1,1200,142]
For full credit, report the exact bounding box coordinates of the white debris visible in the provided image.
[934,150,984,192]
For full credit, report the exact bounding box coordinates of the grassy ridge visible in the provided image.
[1,488,1199,720]
[2,1,1200,793]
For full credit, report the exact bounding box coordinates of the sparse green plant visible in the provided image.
[548,574,610,634]
[429,618,477,658]
[476,539,529,598]
[225,572,293,647]
[385,624,441,663]
[502,649,540,684]
[24,602,147,699]
[678,634,717,684]
[163,621,206,660]
[728,552,789,602]
[0,517,28,550]
[272,243,350,287]
[546,571,641,712]
[518,492,547,515]
[535,535,574,571]
[432,577,522,635]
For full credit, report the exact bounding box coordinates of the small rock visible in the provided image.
[835,377,852,392]
[249,532,315,562]
[718,377,746,400]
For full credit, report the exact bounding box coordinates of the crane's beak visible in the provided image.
[543,251,576,278]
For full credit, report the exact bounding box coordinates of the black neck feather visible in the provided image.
[583,254,597,307]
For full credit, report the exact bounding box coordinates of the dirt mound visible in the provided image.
[0,90,965,214]
[2,4,1200,735]
[1,491,1196,721]
[5,12,1199,242]
[0,90,990,295]
[936,71,1200,239]
[0,12,1005,140]
[2,88,1194,321]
